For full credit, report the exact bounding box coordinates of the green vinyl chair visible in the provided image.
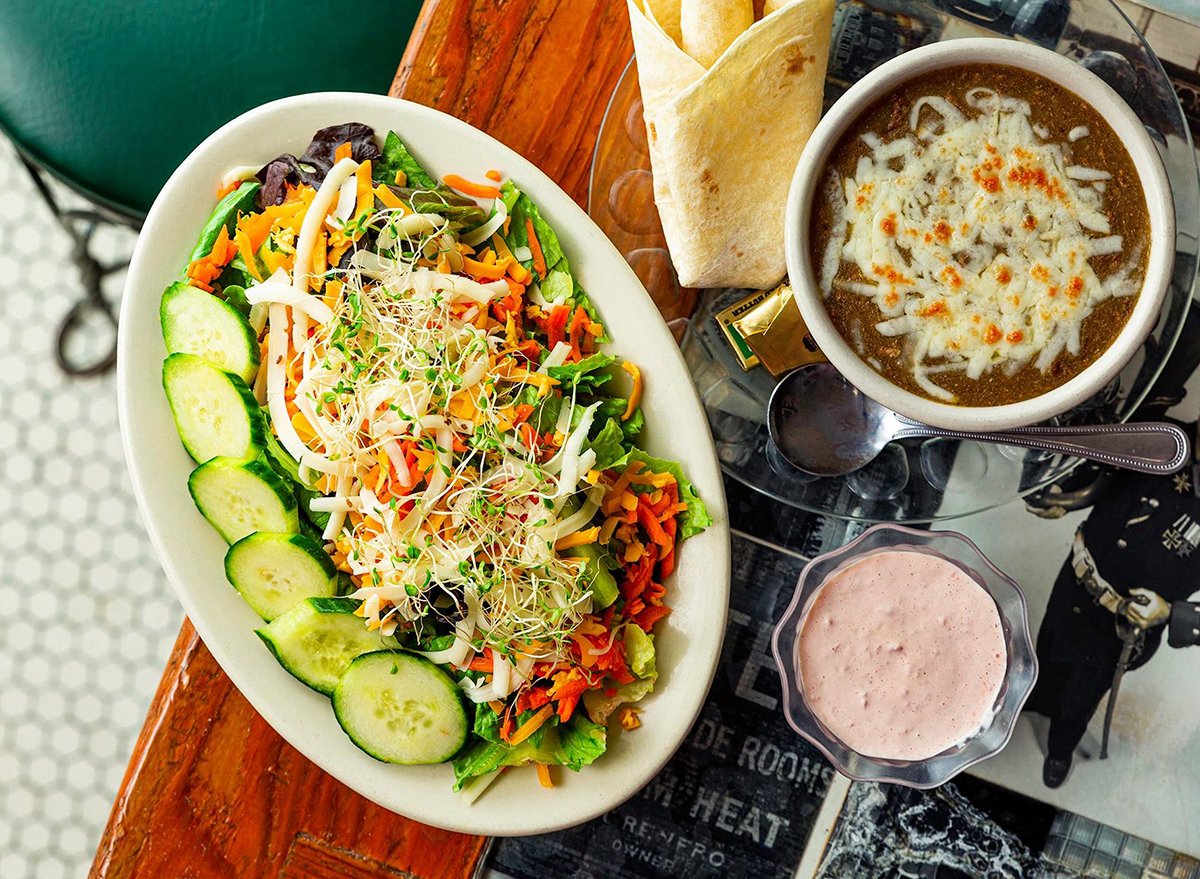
[0,1,420,375]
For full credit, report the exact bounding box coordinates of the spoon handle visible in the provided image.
[893,422,1192,475]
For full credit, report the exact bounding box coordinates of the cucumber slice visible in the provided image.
[574,543,619,608]
[333,652,468,764]
[256,598,400,695]
[225,533,337,621]
[187,457,299,544]
[160,282,260,383]
[162,353,265,463]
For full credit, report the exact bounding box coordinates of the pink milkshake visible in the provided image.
[798,550,1007,761]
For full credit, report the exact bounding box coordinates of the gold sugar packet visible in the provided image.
[732,283,826,377]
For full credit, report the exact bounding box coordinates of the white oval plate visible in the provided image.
[118,93,730,836]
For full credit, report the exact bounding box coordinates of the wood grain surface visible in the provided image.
[391,0,633,207]
[89,623,491,878]
[91,1,636,876]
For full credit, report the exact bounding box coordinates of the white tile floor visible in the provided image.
[0,142,182,879]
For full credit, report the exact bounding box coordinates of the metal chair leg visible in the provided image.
[19,156,129,377]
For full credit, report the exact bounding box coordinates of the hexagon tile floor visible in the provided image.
[0,141,183,878]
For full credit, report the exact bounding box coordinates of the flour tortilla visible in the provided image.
[645,0,683,44]
[629,0,705,122]
[629,0,835,289]
[680,0,754,68]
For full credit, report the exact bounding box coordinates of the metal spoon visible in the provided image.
[766,363,1192,477]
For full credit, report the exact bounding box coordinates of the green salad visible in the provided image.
[158,122,710,796]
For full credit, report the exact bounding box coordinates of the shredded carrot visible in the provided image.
[467,653,493,672]
[234,229,264,282]
[216,233,240,272]
[603,462,644,514]
[621,362,642,421]
[634,604,671,632]
[637,502,671,548]
[511,404,535,427]
[291,411,317,445]
[334,141,353,163]
[486,169,503,182]
[215,179,240,200]
[206,225,237,266]
[239,210,275,251]
[536,762,554,788]
[442,173,502,199]
[515,686,552,715]
[525,217,547,277]
[509,704,554,746]
[544,304,570,349]
[567,307,591,361]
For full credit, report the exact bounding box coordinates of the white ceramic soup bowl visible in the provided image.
[117,92,730,836]
[784,38,1175,432]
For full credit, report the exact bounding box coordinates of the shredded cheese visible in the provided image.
[821,86,1142,401]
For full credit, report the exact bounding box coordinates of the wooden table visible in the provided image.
[90,2,633,876]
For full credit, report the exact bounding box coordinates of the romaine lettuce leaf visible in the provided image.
[609,449,713,540]
[547,353,617,392]
[376,131,437,190]
[473,706,502,743]
[594,397,627,421]
[623,626,656,679]
[583,677,656,724]
[588,419,627,470]
[419,633,455,651]
[500,182,565,278]
[219,284,250,317]
[451,714,608,789]
[499,183,611,346]
[540,267,573,304]
[452,739,530,790]
[569,285,610,344]
[556,715,607,771]
[620,407,644,441]
[517,385,562,433]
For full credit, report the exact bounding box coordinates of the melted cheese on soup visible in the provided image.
[818,87,1142,402]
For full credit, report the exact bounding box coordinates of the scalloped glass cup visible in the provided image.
[771,524,1037,788]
